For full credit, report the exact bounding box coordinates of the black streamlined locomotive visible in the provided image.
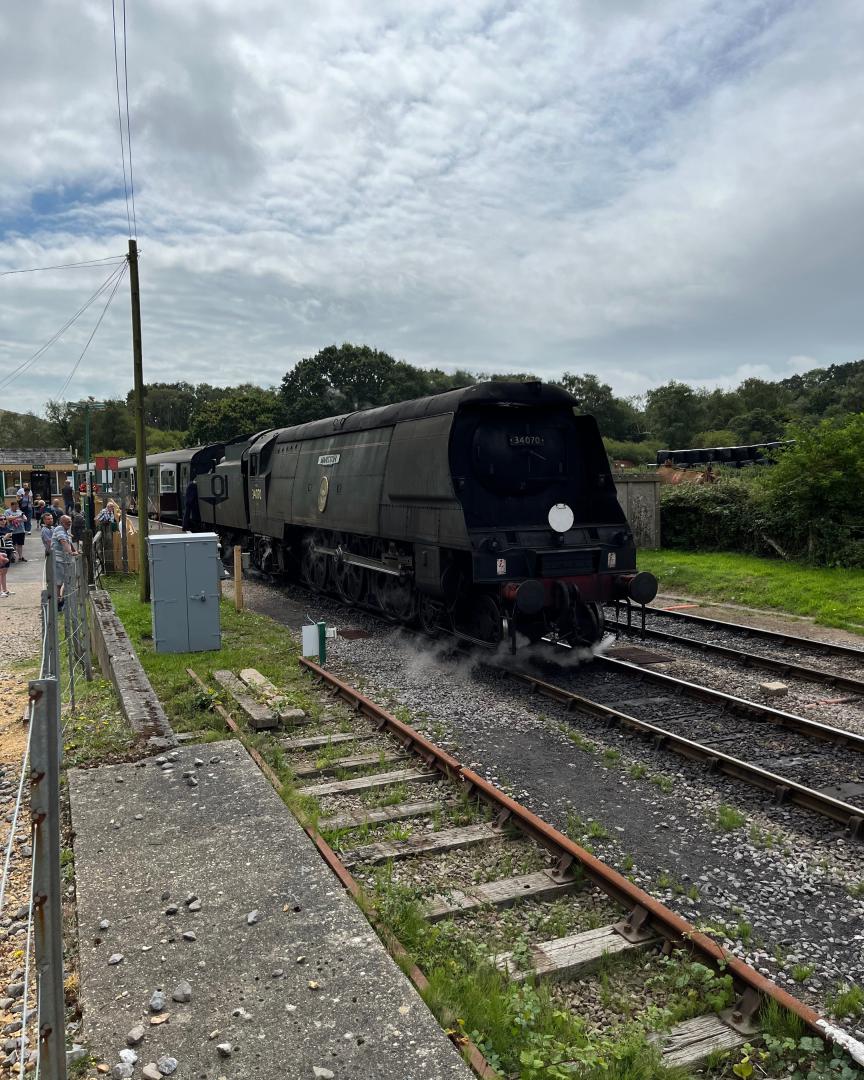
[194,379,657,649]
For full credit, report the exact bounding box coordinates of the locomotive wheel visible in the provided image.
[333,542,366,605]
[301,532,330,592]
[570,601,604,647]
[376,575,418,624]
[457,594,503,646]
[418,595,444,637]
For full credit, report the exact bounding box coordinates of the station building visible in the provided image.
[0,448,74,509]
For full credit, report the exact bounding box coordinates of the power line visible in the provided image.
[57,261,129,400]
[0,255,126,277]
[122,0,138,238]
[0,262,127,393]
[112,0,132,237]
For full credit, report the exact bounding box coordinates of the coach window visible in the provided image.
[160,464,176,493]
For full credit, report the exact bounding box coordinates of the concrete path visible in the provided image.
[69,740,473,1080]
[0,532,44,666]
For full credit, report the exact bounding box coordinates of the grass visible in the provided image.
[715,803,746,831]
[826,983,864,1019]
[637,550,864,635]
[64,675,136,767]
[104,573,319,734]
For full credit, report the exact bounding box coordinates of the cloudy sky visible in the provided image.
[1,0,862,417]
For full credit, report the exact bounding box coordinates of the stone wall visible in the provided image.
[89,589,176,750]
[613,474,662,550]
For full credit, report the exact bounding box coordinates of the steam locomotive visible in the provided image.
[182,380,657,649]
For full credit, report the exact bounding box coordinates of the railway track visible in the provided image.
[605,617,864,697]
[506,654,864,835]
[615,603,864,664]
[221,568,864,835]
[192,661,864,1079]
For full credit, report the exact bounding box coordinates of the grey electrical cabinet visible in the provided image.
[148,532,222,653]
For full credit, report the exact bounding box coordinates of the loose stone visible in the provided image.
[313,1069,335,1079]
[98,919,110,931]
[188,899,202,912]
[246,910,260,925]
[107,954,124,966]
[111,1065,133,1080]
[149,990,167,1013]
[164,906,179,916]
[142,1064,161,1080]
[119,1049,138,1065]
[182,931,197,942]
[157,1056,178,1075]
[216,1043,232,1058]
[126,1025,145,1046]
[171,981,192,1003]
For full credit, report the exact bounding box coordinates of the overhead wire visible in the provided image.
[122,0,137,238]
[0,261,127,394]
[111,0,132,237]
[0,255,126,277]
[56,260,128,400]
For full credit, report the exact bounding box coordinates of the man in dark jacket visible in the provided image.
[182,479,201,532]
[62,480,75,515]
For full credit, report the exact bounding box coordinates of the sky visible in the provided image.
[1,0,863,417]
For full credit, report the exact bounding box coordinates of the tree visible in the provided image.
[187,385,282,444]
[280,344,470,425]
[692,429,737,448]
[760,412,864,564]
[727,409,785,444]
[644,381,704,447]
[561,373,642,439]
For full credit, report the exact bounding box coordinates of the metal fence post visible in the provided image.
[45,554,61,683]
[76,557,93,681]
[29,676,68,1080]
[63,593,76,715]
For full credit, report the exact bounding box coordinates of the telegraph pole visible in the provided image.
[128,238,150,602]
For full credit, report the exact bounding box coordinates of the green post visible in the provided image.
[317,621,327,665]
[84,402,92,529]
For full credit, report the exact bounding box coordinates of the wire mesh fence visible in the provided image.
[0,551,79,1080]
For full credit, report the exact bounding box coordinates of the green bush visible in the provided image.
[659,413,864,568]
[660,478,760,553]
[603,438,663,466]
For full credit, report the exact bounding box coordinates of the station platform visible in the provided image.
[69,740,473,1080]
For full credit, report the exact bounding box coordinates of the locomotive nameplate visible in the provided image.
[317,453,340,466]
[509,435,545,447]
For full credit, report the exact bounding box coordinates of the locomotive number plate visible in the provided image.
[496,558,507,575]
[508,435,545,447]
[317,453,340,466]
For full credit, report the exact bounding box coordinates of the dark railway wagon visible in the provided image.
[197,380,656,648]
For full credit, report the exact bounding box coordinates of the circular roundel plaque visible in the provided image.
[547,502,574,533]
[318,475,329,512]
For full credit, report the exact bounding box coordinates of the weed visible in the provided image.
[650,773,674,794]
[736,921,752,946]
[791,964,813,983]
[826,983,864,1019]
[848,880,864,899]
[602,747,622,766]
[621,854,634,872]
[586,819,609,840]
[686,884,700,902]
[628,763,647,780]
[716,803,746,831]
[656,871,672,890]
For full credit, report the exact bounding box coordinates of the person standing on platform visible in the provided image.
[17,483,33,532]
[41,512,55,557]
[182,478,201,532]
[71,503,86,548]
[62,478,75,515]
[51,514,75,608]
[6,507,26,562]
